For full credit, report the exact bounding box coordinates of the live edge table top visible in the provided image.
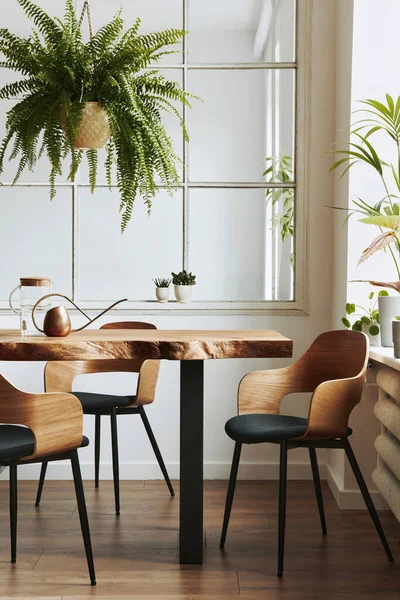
[0,329,293,362]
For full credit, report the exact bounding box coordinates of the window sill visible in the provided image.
[0,300,308,317]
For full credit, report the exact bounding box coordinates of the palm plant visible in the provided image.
[0,0,194,230]
[330,94,400,287]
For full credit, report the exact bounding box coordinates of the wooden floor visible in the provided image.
[0,479,398,599]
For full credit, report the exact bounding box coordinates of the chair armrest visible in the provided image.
[0,373,83,460]
[238,366,294,414]
[297,374,365,440]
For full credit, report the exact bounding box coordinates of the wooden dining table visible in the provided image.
[0,328,292,564]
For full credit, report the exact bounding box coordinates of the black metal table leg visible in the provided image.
[180,360,204,564]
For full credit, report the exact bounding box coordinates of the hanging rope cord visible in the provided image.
[79,0,94,39]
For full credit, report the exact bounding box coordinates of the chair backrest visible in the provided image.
[238,330,369,440]
[0,372,83,460]
[44,321,160,406]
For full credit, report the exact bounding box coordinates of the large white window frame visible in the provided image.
[0,0,312,316]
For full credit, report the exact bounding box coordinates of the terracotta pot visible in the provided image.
[59,102,110,149]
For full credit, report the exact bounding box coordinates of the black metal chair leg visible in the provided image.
[110,408,120,516]
[220,441,242,548]
[139,407,175,497]
[277,439,288,577]
[35,461,48,507]
[70,450,96,585]
[9,464,17,564]
[344,438,393,561]
[94,415,101,489]
[309,447,327,535]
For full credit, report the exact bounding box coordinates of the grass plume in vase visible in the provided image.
[0,0,196,231]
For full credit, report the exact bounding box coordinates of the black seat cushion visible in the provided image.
[0,426,88,463]
[0,425,35,460]
[225,414,309,444]
[74,392,135,414]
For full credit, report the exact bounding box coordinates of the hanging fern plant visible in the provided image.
[0,0,194,230]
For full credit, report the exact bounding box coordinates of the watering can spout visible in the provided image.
[32,295,128,337]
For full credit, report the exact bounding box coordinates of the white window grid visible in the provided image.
[0,0,312,315]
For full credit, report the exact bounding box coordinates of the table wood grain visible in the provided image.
[0,329,293,361]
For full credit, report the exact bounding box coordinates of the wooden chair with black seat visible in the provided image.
[220,330,394,577]
[0,371,96,585]
[35,321,174,517]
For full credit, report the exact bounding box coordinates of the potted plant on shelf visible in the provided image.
[0,0,196,231]
[171,270,196,303]
[153,278,171,303]
[330,94,400,345]
[342,291,384,346]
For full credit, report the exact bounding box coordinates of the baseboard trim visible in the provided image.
[326,464,389,510]
[0,460,326,481]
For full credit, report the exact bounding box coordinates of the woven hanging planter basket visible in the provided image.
[59,2,110,150]
[59,102,111,149]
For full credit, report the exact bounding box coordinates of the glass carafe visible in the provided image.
[9,277,52,335]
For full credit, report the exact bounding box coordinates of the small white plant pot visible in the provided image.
[362,322,380,347]
[174,285,193,303]
[155,287,169,303]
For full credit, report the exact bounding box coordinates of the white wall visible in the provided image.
[0,0,337,481]
[328,0,400,507]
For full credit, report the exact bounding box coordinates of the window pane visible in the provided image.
[0,186,73,299]
[92,0,183,64]
[188,0,296,63]
[188,188,294,301]
[264,187,295,301]
[77,187,183,301]
[188,69,295,183]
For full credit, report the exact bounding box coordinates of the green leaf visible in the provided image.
[359,215,400,229]
[378,290,390,296]
[346,302,353,315]
[369,325,379,336]
[352,321,363,332]
[342,317,351,329]
[361,316,371,325]
[368,291,374,300]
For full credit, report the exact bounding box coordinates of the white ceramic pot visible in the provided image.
[378,295,400,347]
[362,322,380,347]
[155,287,169,303]
[174,285,193,303]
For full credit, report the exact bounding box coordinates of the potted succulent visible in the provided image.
[342,291,384,346]
[330,94,400,345]
[153,278,171,303]
[171,270,196,303]
[0,0,195,231]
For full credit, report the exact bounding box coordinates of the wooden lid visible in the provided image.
[20,277,51,287]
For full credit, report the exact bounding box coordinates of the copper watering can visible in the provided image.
[31,294,128,337]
